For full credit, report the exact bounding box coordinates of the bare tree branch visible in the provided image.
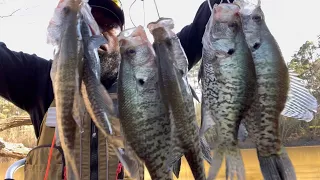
[0,138,31,159]
[0,116,32,132]
[0,8,21,18]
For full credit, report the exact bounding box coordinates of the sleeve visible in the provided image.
[177,0,223,70]
[0,42,54,137]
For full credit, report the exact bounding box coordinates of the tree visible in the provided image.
[286,35,320,140]
[288,38,320,101]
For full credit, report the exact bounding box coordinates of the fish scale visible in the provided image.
[118,26,173,180]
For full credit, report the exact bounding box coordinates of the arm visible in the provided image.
[0,42,54,137]
[177,0,232,70]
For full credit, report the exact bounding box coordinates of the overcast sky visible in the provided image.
[0,0,319,62]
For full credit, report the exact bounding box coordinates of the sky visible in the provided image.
[0,0,319,62]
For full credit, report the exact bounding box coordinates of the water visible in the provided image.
[1,146,320,180]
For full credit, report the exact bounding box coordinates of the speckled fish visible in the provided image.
[234,0,297,179]
[117,26,173,180]
[79,17,116,137]
[47,0,83,179]
[148,18,210,180]
[199,3,256,180]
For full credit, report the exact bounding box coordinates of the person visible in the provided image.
[0,0,229,179]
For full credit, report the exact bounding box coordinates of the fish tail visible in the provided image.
[184,145,206,180]
[207,145,245,180]
[225,147,246,180]
[257,147,297,180]
[207,148,224,180]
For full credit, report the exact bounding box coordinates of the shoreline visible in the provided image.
[239,137,320,149]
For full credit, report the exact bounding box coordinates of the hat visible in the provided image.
[88,0,125,27]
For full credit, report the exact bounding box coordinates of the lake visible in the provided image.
[1,146,320,180]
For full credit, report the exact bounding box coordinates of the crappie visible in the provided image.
[80,17,116,137]
[148,18,208,180]
[47,0,83,179]
[117,26,173,180]
[234,0,297,179]
[199,3,256,180]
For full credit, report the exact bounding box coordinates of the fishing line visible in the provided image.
[207,0,213,12]
[142,0,146,27]
[129,0,137,27]
[153,0,160,19]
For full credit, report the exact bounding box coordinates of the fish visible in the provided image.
[148,18,209,180]
[117,25,173,180]
[234,0,297,179]
[199,3,257,180]
[79,16,116,137]
[47,0,83,179]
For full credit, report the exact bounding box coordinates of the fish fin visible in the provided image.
[184,146,206,180]
[165,117,185,171]
[200,135,212,165]
[281,72,318,122]
[189,85,200,102]
[172,158,181,178]
[207,146,245,180]
[237,122,248,142]
[199,98,215,137]
[72,87,85,132]
[87,35,108,50]
[257,146,297,180]
[165,143,184,171]
[97,83,115,113]
[198,60,204,83]
[137,160,145,180]
[112,145,141,179]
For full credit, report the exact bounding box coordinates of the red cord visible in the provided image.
[44,133,56,180]
[115,162,123,180]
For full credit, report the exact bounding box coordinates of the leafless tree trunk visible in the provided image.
[0,116,32,132]
[0,138,31,159]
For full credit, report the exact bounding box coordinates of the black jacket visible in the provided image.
[0,0,229,138]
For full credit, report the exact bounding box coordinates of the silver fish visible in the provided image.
[148,18,208,180]
[117,26,173,180]
[199,3,256,180]
[80,17,116,137]
[47,0,83,179]
[234,0,297,179]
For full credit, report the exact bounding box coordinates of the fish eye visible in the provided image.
[252,15,262,21]
[138,79,145,86]
[126,48,136,55]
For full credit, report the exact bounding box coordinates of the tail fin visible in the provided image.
[172,158,181,178]
[257,147,297,180]
[200,136,213,164]
[207,146,245,180]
